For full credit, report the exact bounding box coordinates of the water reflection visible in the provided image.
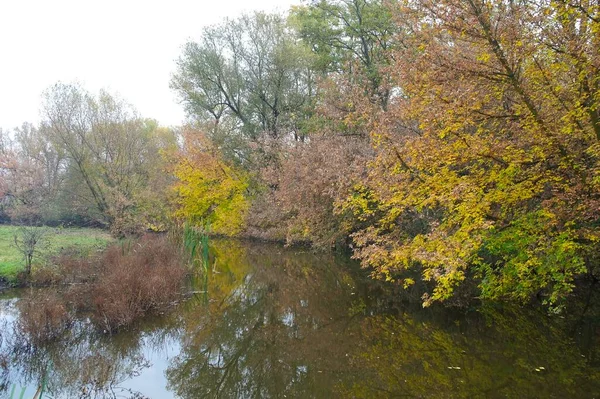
[0,239,598,398]
[167,241,366,398]
[339,306,600,398]
[1,297,181,398]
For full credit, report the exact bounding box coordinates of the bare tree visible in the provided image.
[13,226,48,276]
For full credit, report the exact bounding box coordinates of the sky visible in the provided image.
[0,0,300,131]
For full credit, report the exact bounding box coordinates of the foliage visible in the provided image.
[259,136,372,247]
[172,11,316,144]
[342,0,600,305]
[171,127,250,236]
[40,83,177,235]
[0,125,52,224]
[290,0,397,107]
[3,0,599,307]
[477,211,586,304]
[239,1,397,249]
[168,1,600,306]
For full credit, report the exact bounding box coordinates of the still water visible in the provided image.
[1,239,599,398]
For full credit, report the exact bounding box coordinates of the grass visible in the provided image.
[0,225,113,280]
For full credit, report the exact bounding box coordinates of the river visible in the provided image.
[1,239,599,398]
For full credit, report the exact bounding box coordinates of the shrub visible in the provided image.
[19,235,188,339]
[90,236,187,332]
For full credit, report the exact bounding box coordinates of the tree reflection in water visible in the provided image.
[0,239,599,398]
[1,293,182,399]
[167,240,600,398]
[167,240,366,398]
[339,306,600,398]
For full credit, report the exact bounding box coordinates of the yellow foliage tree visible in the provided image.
[341,0,600,306]
[172,128,249,236]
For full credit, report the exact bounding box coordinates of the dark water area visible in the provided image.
[0,239,599,398]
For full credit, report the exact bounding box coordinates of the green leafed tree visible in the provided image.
[171,11,317,148]
[290,0,397,107]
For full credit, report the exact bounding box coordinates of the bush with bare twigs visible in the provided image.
[90,236,187,332]
[20,235,188,340]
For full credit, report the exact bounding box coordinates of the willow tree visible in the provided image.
[344,0,600,305]
[290,0,397,108]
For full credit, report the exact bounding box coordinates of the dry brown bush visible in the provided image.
[19,235,188,339]
[90,236,187,332]
[248,136,372,248]
[30,249,100,286]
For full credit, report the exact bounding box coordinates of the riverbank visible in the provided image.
[16,234,188,340]
[0,225,113,281]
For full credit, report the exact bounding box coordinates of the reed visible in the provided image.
[182,222,210,272]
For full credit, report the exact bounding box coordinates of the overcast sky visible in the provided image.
[0,0,299,131]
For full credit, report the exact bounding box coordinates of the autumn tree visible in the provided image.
[244,0,400,247]
[344,0,600,305]
[9,123,67,222]
[0,128,12,195]
[171,126,250,236]
[42,82,176,235]
[0,125,51,223]
[0,128,14,222]
[215,3,389,246]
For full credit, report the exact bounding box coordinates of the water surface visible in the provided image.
[1,239,599,398]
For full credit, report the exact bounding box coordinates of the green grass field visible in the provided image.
[0,225,114,280]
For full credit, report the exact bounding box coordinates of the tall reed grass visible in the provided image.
[182,223,210,272]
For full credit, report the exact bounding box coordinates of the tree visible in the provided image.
[171,127,250,236]
[9,123,67,223]
[255,135,372,247]
[42,82,176,235]
[0,128,13,198]
[172,12,317,145]
[0,126,48,223]
[15,123,65,195]
[13,226,48,276]
[344,0,600,305]
[0,129,15,222]
[290,0,397,107]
